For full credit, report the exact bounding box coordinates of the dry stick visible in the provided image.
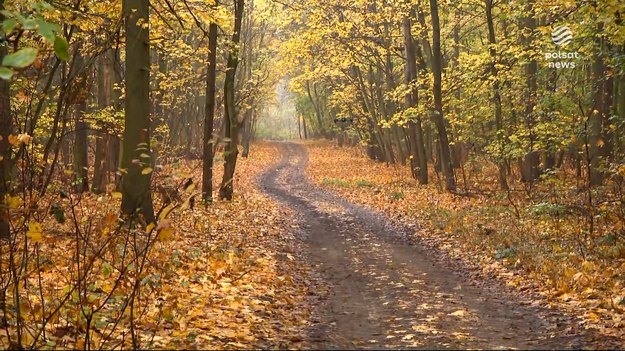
[35,245,46,341]
[506,183,521,220]
[231,268,253,283]
[578,99,597,259]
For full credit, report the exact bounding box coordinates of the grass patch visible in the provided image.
[322,178,351,187]
[390,191,405,201]
[355,179,373,187]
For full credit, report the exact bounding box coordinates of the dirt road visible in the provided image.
[259,142,610,349]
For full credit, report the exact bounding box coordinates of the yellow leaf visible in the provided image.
[146,222,156,232]
[8,134,19,145]
[142,167,153,175]
[158,227,174,241]
[6,195,20,209]
[159,203,175,220]
[111,192,122,199]
[581,260,596,271]
[184,182,196,193]
[586,312,600,322]
[17,133,32,145]
[20,331,34,346]
[26,221,43,243]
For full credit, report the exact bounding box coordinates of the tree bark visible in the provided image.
[121,0,155,223]
[485,0,509,190]
[520,0,540,183]
[429,0,456,191]
[306,81,327,139]
[0,0,12,238]
[219,0,245,200]
[241,0,254,159]
[93,50,113,193]
[589,22,614,185]
[403,14,428,184]
[202,3,219,202]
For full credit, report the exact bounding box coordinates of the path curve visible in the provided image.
[258,142,609,349]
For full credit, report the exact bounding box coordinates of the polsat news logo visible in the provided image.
[545,25,579,69]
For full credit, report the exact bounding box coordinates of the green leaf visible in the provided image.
[0,67,14,80]
[53,35,69,61]
[2,18,17,33]
[102,262,113,277]
[2,47,38,68]
[22,18,37,30]
[36,18,55,43]
[33,2,54,11]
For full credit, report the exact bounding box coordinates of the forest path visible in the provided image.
[258,142,603,349]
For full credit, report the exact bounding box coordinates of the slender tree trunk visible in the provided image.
[110,48,123,190]
[616,62,625,161]
[241,0,254,159]
[93,50,113,193]
[403,14,428,184]
[71,46,89,193]
[485,0,509,190]
[73,102,89,193]
[241,110,253,158]
[429,0,455,191]
[121,0,155,223]
[589,22,614,185]
[202,6,219,202]
[219,0,245,200]
[306,81,326,139]
[0,0,12,238]
[520,0,540,183]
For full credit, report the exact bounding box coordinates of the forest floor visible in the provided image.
[259,141,624,349]
[9,141,625,349]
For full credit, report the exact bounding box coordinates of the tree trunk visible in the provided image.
[0,0,12,238]
[219,0,245,200]
[403,14,428,184]
[485,0,509,190]
[72,49,89,193]
[202,7,218,202]
[93,50,113,193]
[241,0,254,159]
[520,0,540,183]
[306,81,327,139]
[241,109,253,158]
[121,0,155,223]
[429,0,455,191]
[589,24,614,186]
[73,102,89,193]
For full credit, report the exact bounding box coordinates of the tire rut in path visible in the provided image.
[258,142,609,349]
